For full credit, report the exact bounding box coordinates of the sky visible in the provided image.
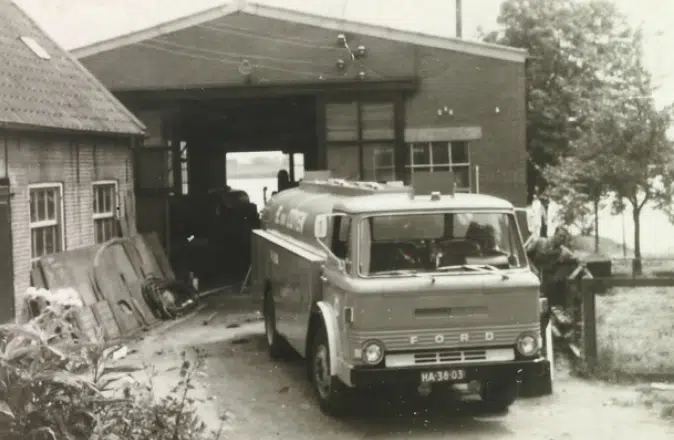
[13,0,674,109]
[12,0,674,161]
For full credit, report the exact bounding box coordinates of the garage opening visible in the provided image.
[227,151,305,210]
[162,96,315,290]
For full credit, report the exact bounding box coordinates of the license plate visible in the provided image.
[420,369,466,383]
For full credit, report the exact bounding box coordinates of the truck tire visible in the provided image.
[479,377,519,413]
[310,324,350,416]
[264,293,291,359]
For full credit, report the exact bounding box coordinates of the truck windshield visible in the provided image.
[358,212,527,276]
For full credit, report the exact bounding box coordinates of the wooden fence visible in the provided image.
[553,261,674,372]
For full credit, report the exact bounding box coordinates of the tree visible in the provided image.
[543,154,608,253]
[586,92,674,275]
[483,0,644,198]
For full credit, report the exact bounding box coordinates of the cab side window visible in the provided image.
[331,216,352,260]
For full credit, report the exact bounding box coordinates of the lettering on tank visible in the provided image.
[273,206,309,234]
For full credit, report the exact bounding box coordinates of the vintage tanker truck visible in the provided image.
[250,172,552,416]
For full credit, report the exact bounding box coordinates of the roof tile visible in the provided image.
[0,0,145,135]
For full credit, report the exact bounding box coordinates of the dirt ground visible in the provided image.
[123,295,674,440]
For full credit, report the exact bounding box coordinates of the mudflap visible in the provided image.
[518,360,553,398]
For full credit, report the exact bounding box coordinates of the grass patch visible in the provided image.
[595,287,674,378]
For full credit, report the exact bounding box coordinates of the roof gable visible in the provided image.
[0,0,145,135]
[71,0,527,63]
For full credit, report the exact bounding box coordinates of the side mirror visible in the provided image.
[314,214,329,239]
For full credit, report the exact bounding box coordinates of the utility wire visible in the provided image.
[151,38,318,66]
[137,41,330,78]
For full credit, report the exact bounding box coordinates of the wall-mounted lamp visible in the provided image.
[358,71,367,80]
[356,44,367,58]
[495,107,501,114]
[336,58,346,70]
[337,33,347,47]
[437,106,454,116]
[238,59,253,77]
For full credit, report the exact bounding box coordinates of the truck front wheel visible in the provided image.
[310,325,350,416]
[479,377,519,413]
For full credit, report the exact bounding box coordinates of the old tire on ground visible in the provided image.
[479,377,519,412]
[264,293,291,359]
[310,324,350,416]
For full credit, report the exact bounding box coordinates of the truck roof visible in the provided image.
[334,192,514,214]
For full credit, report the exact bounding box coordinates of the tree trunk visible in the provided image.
[593,197,600,254]
[632,207,642,276]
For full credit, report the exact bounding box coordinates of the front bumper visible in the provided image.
[350,358,548,388]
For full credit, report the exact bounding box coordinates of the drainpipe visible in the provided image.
[456,0,463,38]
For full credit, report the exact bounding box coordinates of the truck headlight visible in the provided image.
[362,340,385,365]
[516,332,539,357]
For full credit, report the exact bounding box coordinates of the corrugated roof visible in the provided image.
[0,0,145,135]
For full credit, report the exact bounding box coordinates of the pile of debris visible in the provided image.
[28,233,198,342]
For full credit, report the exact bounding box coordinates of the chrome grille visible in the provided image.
[414,349,487,364]
[350,323,539,351]
[385,348,515,368]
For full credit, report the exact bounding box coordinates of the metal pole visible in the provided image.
[455,0,463,38]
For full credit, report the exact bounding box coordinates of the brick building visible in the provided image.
[64,0,528,278]
[0,0,145,322]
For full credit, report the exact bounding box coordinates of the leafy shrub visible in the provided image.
[0,289,223,440]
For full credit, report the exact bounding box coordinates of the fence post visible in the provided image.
[581,279,598,370]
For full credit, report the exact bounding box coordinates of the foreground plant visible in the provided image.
[0,289,224,440]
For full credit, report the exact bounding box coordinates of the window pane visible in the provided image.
[414,166,432,174]
[44,226,55,254]
[46,191,55,220]
[104,187,113,213]
[453,165,471,189]
[95,221,102,243]
[361,102,394,140]
[30,193,37,223]
[37,190,46,221]
[32,228,44,258]
[362,144,395,181]
[326,102,358,141]
[326,144,360,179]
[410,144,430,166]
[433,165,451,173]
[451,142,469,164]
[374,169,395,182]
[431,142,450,164]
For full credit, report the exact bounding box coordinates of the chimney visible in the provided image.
[455,0,463,38]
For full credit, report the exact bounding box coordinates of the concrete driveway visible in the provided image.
[134,296,674,440]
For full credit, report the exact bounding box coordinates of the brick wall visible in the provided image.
[405,48,528,207]
[6,132,134,321]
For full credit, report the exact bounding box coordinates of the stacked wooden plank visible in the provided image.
[31,233,175,342]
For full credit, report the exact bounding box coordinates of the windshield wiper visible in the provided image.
[435,264,509,280]
[371,269,419,276]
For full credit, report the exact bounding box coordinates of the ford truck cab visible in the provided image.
[252,172,551,416]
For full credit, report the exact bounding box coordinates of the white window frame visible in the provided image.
[28,182,65,263]
[92,180,119,243]
[405,141,472,192]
